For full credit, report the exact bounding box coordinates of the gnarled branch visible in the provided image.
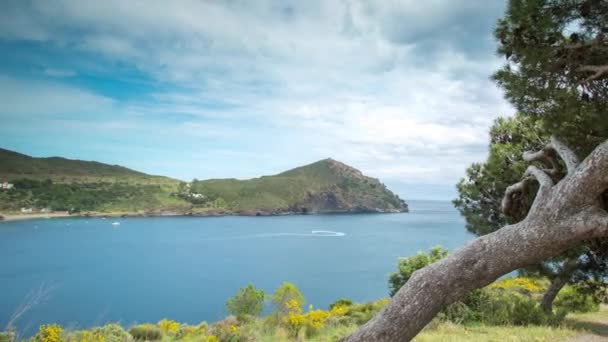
[550,136,579,174]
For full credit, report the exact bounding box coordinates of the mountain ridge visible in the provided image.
[0,148,408,216]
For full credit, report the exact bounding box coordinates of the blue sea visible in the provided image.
[0,200,472,335]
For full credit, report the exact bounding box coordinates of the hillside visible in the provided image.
[0,148,176,185]
[187,158,408,214]
[0,149,407,216]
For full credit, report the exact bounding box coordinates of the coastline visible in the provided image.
[0,207,408,223]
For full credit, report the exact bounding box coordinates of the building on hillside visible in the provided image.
[21,208,33,213]
[0,182,14,190]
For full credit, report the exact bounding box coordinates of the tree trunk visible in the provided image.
[540,276,568,313]
[342,138,608,342]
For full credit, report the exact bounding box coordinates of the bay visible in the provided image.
[0,200,472,335]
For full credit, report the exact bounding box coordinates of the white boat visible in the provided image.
[111,222,120,226]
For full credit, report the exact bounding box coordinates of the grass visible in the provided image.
[414,322,579,342]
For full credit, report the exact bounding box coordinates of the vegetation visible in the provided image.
[185,159,407,214]
[0,151,407,216]
[5,275,605,342]
[226,285,265,322]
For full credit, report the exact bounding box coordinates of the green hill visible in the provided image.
[187,158,408,214]
[0,148,176,185]
[0,149,408,216]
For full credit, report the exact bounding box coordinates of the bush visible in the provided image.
[92,323,131,342]
[0,331,15,342]
[175,322,208,340]
[271,282,305,316]
[209,316,242,342]
[342,299,389,325]
[555,285,600,313]
[226,284,265,321]
[389,246,448,296]
[157,319,180,335]
[129,324,162,341]
[33,324,64,342]
[329,298,353,310]
[442,287,566,326]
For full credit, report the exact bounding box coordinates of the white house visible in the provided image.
[0,182,14,190]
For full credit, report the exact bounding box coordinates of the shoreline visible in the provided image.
[0,208,408,223]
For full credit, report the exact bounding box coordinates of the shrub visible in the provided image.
[209,316,243,342]
[328,298,353,310]
[157,319,180,335]
[343,299,389,325]
[0,331,15,342]
[489,277,543,294]
[442,287,566,326]
[555,285,600,313]
[92,323,131,342]
[129,324,162,341]
[33,324,64,342]
[271,282,305,316]
[226,284,265,321]
[175,323,207,340]
[389,246,448,296]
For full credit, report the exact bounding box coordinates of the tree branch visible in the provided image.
[523,146,560,171]
[577,64,608,83]
[550,136,579,174]
[501,178,530,217]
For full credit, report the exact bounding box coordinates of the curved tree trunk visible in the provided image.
[540,276,569,313]
[342,138,608,342]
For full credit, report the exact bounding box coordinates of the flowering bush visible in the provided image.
[489,277,543,293]
[34,324,64,342]
[157,319,180,335]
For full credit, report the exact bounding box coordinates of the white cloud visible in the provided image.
[0,1,514,197]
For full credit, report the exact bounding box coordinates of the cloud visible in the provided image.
[0,75,113,117]
[0,1,514,198]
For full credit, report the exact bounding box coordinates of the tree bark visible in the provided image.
[540,276,568,313]
[342,138,608,342]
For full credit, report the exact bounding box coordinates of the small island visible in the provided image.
[0,148,408,220]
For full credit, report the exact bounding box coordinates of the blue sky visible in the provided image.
[0,1,513,200]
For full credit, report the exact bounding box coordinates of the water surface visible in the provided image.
[0,200,471,334]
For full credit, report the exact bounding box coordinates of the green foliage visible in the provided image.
[272,282,305,316]
[0,148,175,185]
[442,287,566,327]
[341,299,390,325]
[226,284,265,321]
[493,0,608,150]
[555,285,600,313]
[328,298,353,310]
[453,115,547,235]
[189,158,407,212]
[129,324,162,341]
[388,246,448,296]
[0,178,187,213]
[0,331,15,342]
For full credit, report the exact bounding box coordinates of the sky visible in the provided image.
[0,0,514,200]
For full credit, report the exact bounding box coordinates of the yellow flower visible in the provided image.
[330,305,349,316]
[490,277,542,292]
[35,324,64,342]
[157,319,180,334]
[305,309,330,330]
[229,325,238,334]
[207,335,219,342]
